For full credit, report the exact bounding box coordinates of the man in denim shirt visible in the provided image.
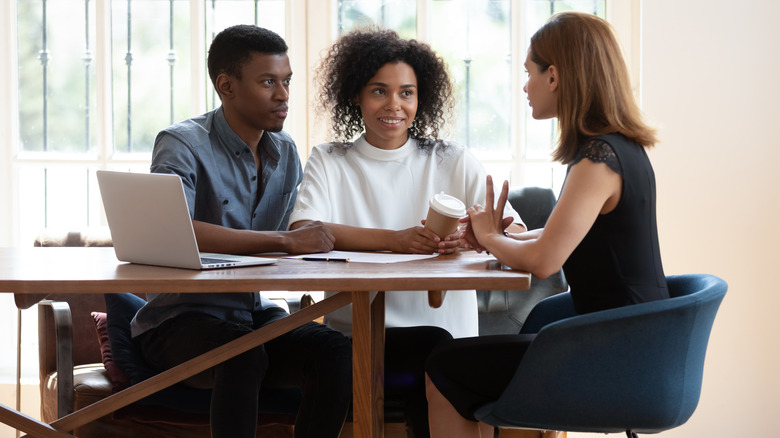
[131,25,351,438]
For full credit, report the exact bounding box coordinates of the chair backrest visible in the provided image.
[34,229,115,380]
[38,294,107,378]
[477,187,567,335]
[477,274,727,434]
[507,187,556,231]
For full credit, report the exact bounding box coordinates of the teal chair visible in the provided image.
[474,274,727,438]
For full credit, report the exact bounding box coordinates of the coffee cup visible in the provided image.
[424,192,467,239]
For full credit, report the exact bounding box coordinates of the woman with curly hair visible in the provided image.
[289,27,524,436]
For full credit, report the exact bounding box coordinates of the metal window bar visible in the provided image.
[463,0,472,148]
[39,0,49,152]
[125,0,133,152]
[168,0,176,125]
[208,0,217,110]
[83,0,93,153]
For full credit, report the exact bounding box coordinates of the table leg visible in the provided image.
[428,290,446,308]
[352,291,385,438]
[0,405,75,438]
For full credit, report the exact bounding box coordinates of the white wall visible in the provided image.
[641,0,780,435]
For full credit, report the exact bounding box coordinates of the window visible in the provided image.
[3,0,628,247]
[335,0,607,190]
[0,0,636,417]
[10,0,289,249]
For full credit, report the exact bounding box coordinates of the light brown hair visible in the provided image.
[530,12,657,164]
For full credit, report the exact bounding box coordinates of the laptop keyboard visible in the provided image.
[200,257,236,264]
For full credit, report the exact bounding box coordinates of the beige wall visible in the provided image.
[0,384,39,438]
[640,0,780,436]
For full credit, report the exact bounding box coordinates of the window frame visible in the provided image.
[0,0,639,247]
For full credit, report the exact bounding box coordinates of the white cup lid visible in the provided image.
[429,192,466,218]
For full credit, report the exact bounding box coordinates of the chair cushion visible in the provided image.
[42,364,114,422]
[104,293,157,385]
[91,311,131,392]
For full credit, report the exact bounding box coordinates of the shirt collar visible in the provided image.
[353,133,417,161]
[212,107,281,162]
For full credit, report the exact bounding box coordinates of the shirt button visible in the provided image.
[223,199,229,205]
[235,151,240,156]
[251,176,257,181]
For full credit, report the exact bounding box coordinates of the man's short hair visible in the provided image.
[207,25,288,89]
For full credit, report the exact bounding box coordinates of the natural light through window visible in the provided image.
[1,2,626,423]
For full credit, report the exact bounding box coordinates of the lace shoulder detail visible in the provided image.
[572,138,622,175]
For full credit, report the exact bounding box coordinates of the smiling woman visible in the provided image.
[356,62,419,150]
[288,26,527,436]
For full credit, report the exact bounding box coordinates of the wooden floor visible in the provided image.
[337,423,566,438]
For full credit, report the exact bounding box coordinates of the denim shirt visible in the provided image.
[130,107,302,337]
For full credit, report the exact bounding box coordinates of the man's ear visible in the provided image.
[547,65,558,92]
[215,73,233,99]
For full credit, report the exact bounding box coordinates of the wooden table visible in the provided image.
[0,247,530,438]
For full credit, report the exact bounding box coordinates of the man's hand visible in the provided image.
[283,221,335,254]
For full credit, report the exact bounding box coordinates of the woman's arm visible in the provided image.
[289,220,454,254]
[498,227,542,243]
[469,161,622,278]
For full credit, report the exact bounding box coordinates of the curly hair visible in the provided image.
[316,27,454,151]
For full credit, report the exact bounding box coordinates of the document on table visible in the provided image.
[288,250,439,264]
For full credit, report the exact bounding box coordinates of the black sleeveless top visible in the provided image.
[562,133,668,314]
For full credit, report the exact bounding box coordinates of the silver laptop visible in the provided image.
[96,170,277,270]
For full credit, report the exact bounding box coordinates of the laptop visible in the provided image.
[96,170,277,270]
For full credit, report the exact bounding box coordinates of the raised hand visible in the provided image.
[466,175,510,246]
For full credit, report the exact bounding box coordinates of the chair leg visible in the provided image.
[625,431,638,438]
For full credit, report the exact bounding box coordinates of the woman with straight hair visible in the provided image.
[425,12,668,437]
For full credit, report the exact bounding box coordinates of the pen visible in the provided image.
[301,257,350,262]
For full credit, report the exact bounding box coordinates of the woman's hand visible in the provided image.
[418,219,463,254]
[462,176,510,252]
[392,226,445,254]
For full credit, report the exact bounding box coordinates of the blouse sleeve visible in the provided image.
[287,146,332,228]
[572,138,623,176]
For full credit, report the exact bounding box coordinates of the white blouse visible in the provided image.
[290,135,522,338]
